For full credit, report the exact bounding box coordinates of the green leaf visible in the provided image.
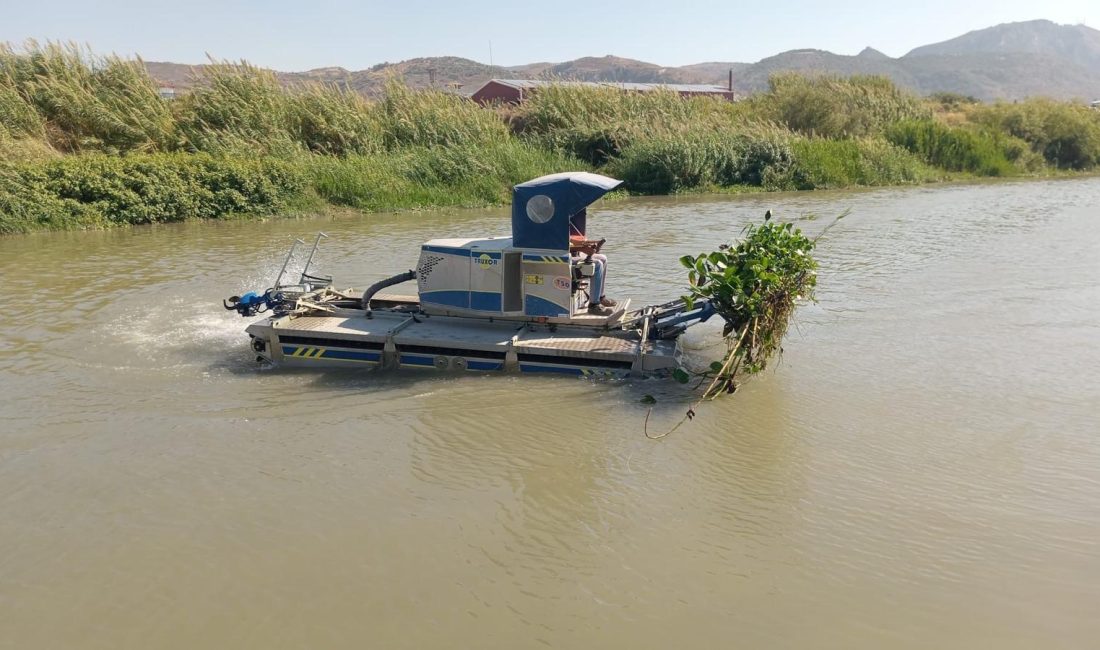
[672,368,690,384]
[679,255,695,269]
[709,361,723,372]
[640,394,657,405]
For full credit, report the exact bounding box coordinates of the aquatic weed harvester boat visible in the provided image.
[224,172,724,377]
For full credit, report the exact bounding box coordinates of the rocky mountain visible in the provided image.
[144,20,1100,101]
[906,19,1100,69]
[726,21,1100,100]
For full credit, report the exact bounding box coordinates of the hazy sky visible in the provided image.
[3,0,1098,70]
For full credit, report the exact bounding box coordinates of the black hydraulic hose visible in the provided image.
[362,270,416,316]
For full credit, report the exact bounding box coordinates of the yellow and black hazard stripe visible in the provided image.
[288,346,326,359]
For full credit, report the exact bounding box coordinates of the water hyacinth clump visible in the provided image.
[678,213,824,399]
[643,212,831,437]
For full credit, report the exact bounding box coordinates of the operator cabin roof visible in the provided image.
[511,172,622,251]
[471,79,734,104]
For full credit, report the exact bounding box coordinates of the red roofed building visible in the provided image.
[471,79,736,105]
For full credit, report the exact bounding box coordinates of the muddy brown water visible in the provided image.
[1,178,1098,649]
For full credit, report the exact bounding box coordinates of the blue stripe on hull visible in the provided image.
[322,349,381,363]
[399,354,436,368]
[466,360,504,371]
[281,345,381,364]
[277,347,622,375]
[519,364,584,375]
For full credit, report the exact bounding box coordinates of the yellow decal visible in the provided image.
[476,253,497,269]
[291,346,325,359]
[524,274,544,285]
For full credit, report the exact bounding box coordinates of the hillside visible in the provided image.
[906,19,1100,70]
[522,55,702,83]
[720,21,1100,100]
[143,20,1100,101]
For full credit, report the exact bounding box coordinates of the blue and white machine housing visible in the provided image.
[416,172,621,321]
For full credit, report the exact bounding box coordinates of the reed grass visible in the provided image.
[750,73,931,139]
[1,41,1099,233]
[0,42,175,154]
[305,140,582,211]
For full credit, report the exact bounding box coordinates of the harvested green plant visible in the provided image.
[645,211,842,437]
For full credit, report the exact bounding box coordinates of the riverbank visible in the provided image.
[2,43,1099,234]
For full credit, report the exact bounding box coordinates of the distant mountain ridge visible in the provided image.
[144,20,1100,101]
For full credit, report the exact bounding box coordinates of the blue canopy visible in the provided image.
[511,172,623,251]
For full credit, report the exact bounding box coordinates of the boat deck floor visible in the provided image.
[249,303,685,373]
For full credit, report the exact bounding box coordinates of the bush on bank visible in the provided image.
[789,138,935,188]
[0,142,584,234]
[968,99,1100,170]
[0,154,305,234]
[885,119,1016,176]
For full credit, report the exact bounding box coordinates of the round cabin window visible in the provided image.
[526,195,554,223]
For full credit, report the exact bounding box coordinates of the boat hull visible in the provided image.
[246,308,680,377]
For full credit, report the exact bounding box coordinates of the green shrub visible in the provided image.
[610,134,716,193]
[0,153,305,233]
[790,137,932,188]
[969,99,1100,170]
[886,119,1015,176]
[610,126,795,193]
[734,131,797,188]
